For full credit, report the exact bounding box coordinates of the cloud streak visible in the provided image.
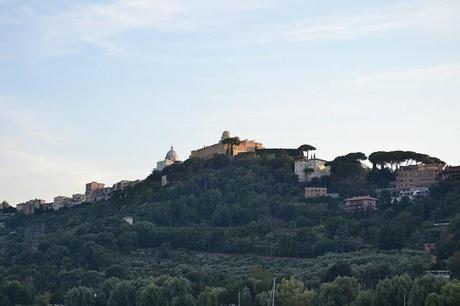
[352,62,460,84]
[282,1,460,41]
[45,0,186,53]
[0,0,187,56]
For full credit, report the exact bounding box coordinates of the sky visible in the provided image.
[1,0,459,205]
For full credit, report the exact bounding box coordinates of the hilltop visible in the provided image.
[0,152,460,305]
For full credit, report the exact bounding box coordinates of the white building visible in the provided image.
[295,158,331,183]
[395,187,430,202]
[157,146,180,171]
[123,216,134,225]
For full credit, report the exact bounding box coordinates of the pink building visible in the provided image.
[344,196,377,212]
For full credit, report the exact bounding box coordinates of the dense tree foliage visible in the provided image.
[369,151,445,170]
[0,153,459,304]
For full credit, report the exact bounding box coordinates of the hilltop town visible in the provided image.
[3,130,459,217]
[1,130,460,305]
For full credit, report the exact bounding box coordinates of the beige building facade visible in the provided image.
[16,199,46,215]
[396,164,443,190]
[85,182,105,202]
[53,196,72,210]
[190,131,263,160]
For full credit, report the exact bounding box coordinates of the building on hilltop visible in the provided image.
[157,146,181,171]
[190,131,263,160]
[52,193,87,210]
[16,179,140,216]
[72,193,86,203]
[442,166,460,180]
[295,157,331,183]
[304,187,328,198]
[85,180,139,203]
[53,196,72,210]
[16,199,46,215]
[85,182,106,202]
[396,164,443,190]
[112,180,139,191]
[344,196,377,212]
[94,187,113,202]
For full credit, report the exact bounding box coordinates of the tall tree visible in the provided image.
[222,137,241,156]
[65,287,95,306]
[139,284,163,306]
[107,281,136,306]
[298,144,317,159]
[2,281,35,306]
[197,287,226,306]
[276,278,316,306]
[319,277,359,306]
[374,275,413,306]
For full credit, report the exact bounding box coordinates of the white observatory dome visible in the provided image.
[221,131,231,142]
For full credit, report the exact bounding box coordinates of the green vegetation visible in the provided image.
[368,151,445,170]
[1,153,459,305]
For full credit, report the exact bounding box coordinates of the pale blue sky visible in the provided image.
[1,0,459,204]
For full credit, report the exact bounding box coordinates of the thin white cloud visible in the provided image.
[283,1,460,41]
[219,0,272,10]
[1,0,187,56]
[352,62,460,84]
[50,0,184,52]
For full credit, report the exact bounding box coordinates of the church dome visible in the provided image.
[221,131,231,142]
[165,146,179,161]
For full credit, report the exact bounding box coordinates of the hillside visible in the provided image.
[1,153,460,305]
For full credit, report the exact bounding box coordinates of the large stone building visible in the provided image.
[396,164,443,190]
[295,157,331,183]
[84,180,139,203]
[344,196,378,212]
[93,188,112,202]
[52,194,86,210]
[53,196,72,210]
[157,146,181,171]
[190,131,263,160]
[85,181,106,202]
[16,199,46,215]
